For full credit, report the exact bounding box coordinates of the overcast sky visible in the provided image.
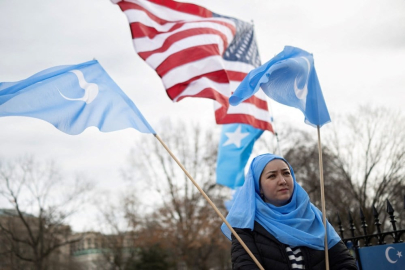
[1,0,404,231]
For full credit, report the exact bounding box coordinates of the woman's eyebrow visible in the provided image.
[264,168,290,174]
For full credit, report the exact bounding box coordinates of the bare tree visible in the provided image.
[0,156,93,270]
[123,120,231,270]
[91,194,140,270]
[324,106,405,232]
[90,192,175,270]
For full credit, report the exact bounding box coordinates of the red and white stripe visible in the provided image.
[113,0,273,132]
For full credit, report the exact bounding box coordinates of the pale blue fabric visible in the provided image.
[216,124,263,189]
[0,60,155,135]
[221,153,341,250]
[229,46,331,127]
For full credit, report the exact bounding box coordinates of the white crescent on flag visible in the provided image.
[57,70,99,104]
[386,246,398,264]
[294,56,310,100]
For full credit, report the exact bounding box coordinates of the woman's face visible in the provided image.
[260,159,294,207]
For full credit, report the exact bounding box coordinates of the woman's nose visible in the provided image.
[278,176,287,185]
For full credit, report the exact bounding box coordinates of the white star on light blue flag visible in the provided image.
[216,124,263,189]
[223,125,249,148]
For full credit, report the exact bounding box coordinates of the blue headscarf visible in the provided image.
[221,153,341,250]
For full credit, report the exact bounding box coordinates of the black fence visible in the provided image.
[334,199,405,270]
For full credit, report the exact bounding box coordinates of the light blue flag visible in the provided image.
[229,46,331,127]
[358,243,405,270]
[216,124,263,189]
[0,60,155,135]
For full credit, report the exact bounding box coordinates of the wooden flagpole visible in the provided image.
[317,126,330,270]
[154,134,265,270]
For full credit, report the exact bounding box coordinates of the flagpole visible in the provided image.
[154,134,265,270]
[317,126,330,270]
[267,98,282,156]
[275,132,282,156]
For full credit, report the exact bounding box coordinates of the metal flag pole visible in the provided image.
[317,126,330,270]
[274,131,282,156]
[267,98,282,156]
[154,134,265,270]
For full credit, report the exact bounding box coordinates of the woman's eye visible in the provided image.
[284,172,291,176]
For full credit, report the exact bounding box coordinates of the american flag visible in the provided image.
[112,0,273,132]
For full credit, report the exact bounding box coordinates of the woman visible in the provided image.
[221,153,357,270]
